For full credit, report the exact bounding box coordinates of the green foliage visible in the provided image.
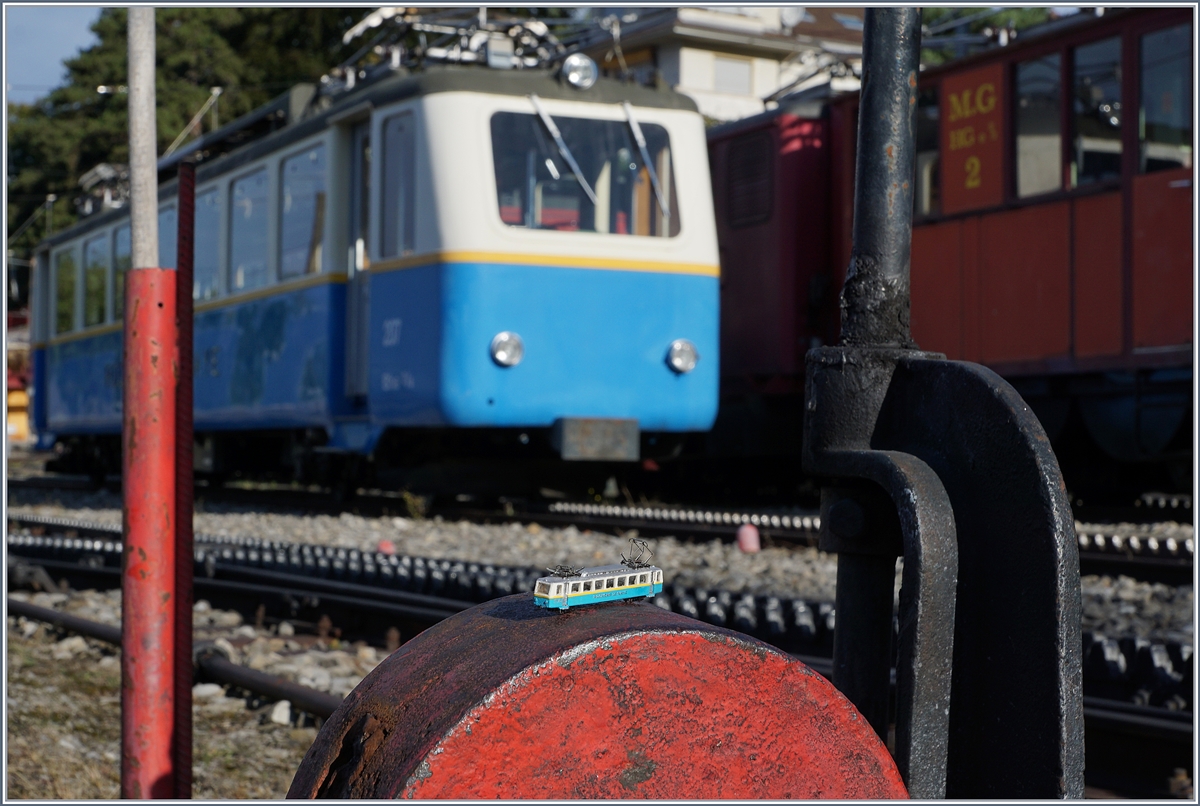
[6,7,371,257]
[920,7,1054,68]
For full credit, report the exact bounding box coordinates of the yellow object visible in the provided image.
[7,389,29,442]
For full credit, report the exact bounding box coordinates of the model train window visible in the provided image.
[1072,37,1122,187]
[281,146,327,278]
[195,190,220,300]
[381,113,416,258]
[1140,24,1192,173]
[727,131,773,228]
[914,86,940,217]
[490,111,679,236]
[159,206,177,270]
[83,234,108,327]
[113,225,130,318]
[1015,53,1062,198]
[54,249,77,335]
[230,169,270,292]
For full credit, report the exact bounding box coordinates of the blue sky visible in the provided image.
[5,6,103,104]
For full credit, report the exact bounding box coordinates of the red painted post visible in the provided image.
[121,268,178,799]
[173,160,196,798]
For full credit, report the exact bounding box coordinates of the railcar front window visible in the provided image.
[491,111,680,236]
[54,249,77,335]
[1072,37,1122,186]
[195,190,220,300]
[230,169,269,292]
[1140,24,1193,173]
[83,234,108,327]
[113,226,131,318]
[281,145,327,277]
[536,582,550,595]
[1015,54,1062,198]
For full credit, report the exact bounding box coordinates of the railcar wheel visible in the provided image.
[288,594,906,799]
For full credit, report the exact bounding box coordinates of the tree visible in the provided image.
[6,8,371,259]
[920,7,1056,68]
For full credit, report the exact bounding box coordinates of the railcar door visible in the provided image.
[345,121,371,399]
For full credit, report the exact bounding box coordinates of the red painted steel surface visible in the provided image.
[1074,192,1124,358]
[121,268,178,799]
[173,161,196,798]
[979,203,1071,364]
[1132,167,1194,349]
[911,220,964,359]
[288,594,907,800]
[939,63,1005,215]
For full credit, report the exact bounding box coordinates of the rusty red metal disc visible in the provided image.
[288,594,906,799]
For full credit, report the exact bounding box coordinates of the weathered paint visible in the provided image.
[121,267,177,799]
[287,594,906,800]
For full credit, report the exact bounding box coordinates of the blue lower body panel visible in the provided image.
[369,262,719,431]
[42,280,346,435]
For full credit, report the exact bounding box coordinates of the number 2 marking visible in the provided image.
[964,156,982,189]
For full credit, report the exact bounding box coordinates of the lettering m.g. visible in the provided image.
[948,83,997,122]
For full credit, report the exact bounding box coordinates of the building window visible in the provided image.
[1140,23,1193,173]
[382,113,416,258]
[230,169,270,292]
[915,86,941,216]
[280,145,327,278]
[1015,53,1062,198]
[54,249,77,335]
[159,206,177,269]
[194,190,220,300]
[714,55,752,95]
[1072,37,1122,186]
[83,234,108,327]
[113,225,130,319]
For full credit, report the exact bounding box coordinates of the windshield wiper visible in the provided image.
[528,94,598,205]
[622,101,670,222]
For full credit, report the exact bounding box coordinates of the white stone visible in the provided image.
[192,683,225,700]
[270,700,292,726]
[51,635,88,659]
[277,621,295,637]
[233,624,257,638]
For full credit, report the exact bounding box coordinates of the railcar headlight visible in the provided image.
[666,339,699,374]
[561,53,598,90]
[490,331,524,367]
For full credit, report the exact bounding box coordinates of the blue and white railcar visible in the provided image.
[533,563,665,610]
[29,33,719,488]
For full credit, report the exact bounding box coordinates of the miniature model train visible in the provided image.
[533,539,664,610]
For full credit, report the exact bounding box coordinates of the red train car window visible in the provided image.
[727,131,774,228]
[1014,54,1062,198]
[1071,36,1123,187]
[1139,23,1193,174]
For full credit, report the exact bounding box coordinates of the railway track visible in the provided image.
[7,510,1193,795]
[8,475,1194,584]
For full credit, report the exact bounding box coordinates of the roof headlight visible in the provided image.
[666,339,699,374]
[561,53,598,90]
[490,331,524,367]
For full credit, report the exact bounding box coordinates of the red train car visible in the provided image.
[708,8,1193,496]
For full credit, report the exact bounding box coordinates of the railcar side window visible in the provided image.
[159,206,177,269]
[571,583,581,593]
[583,581,593,591]
[606,578,614,589]
[230,169,270,292]
[1015,54,1062,198]
[113,226,131,318]
[381,113,416,258]
[1140,24,1193,173]
[194,190,220,300]
[281,145,327,277]
[83,234,108,327]
[54,249,77,335]
[1072,37,1122,186]
[490,111,680,236]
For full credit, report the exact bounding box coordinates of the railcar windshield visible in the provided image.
[490,111,680,237]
